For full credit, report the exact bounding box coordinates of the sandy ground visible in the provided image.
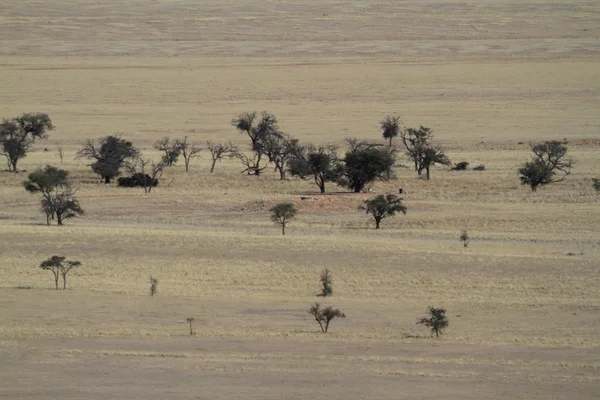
[1,0,599,399]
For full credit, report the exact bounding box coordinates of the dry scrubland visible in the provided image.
[1,0,600,399]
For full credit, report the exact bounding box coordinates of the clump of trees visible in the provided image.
[0,113,54,172]
[361,194,407,229]
[77,135,139,183]
[417,306,449,338]
[269,203,297,235]
[308,303,345,333]
[39,255,81,290]
[24,165,84,225]
[518,141,573,192]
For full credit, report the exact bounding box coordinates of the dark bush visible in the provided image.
[452,161,469,171]
[118,173,158,188]
[473,164,486,171]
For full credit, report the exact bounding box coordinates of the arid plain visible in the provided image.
[1,1,599,399]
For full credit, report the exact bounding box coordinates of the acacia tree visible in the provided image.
[381,115,402,148]
[76,135,139,183]
[24,165,84,225]
[154,137,182,167]
[519,141,573,192]
[401,126,433,173]
[231,111,281,175]
[417,306,449,338]
[263,133,299,180]
[288,144,342,193]
[361,194,407,229]
[42,189,85,226]
[308,303,345,333]
[0,113,54,171]
[207,140,235,173]
[269,202,297,235]
[341,146,395,193]
[176,136,203,172]
[419,146,451,180]
[39,255,81,290]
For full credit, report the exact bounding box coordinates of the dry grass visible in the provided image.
[1,0,599,399]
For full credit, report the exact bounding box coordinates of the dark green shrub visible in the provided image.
[452,161,469,171]
[118,173,158,188]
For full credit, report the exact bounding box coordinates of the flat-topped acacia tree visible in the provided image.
[39,255,81,290]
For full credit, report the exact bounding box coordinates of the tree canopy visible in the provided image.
[361,194,407,229]
[0,113,53,171]
[24,166,83,225]
[519,141,573,192]
[341,146,395,193]
[76,135,139,183]
[288,144,342,193]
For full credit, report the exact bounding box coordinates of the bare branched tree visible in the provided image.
[175,136,203,172]
[231,150,268,176]
[206,140,236,173]
[126,156,167,193]
[154,137,182,167]
[232,111,282,176]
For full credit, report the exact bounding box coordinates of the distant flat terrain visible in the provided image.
[1,1,599,399]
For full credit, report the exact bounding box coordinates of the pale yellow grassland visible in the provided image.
[1,0,599,399]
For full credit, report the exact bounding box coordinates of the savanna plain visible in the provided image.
[1,0,600,399]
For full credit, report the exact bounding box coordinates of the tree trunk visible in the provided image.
[414,159,418,172]
[281,222,285,236]
[426,167,431,180]
[375,217,381,229]
[104,175,111,184]
[54,272,59,290]
[57,212,63,226]
[389,137,393,148]
[10,159,17,172]
[185,157,190,172]
[210,158,217,173]
[62,274,67,290]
